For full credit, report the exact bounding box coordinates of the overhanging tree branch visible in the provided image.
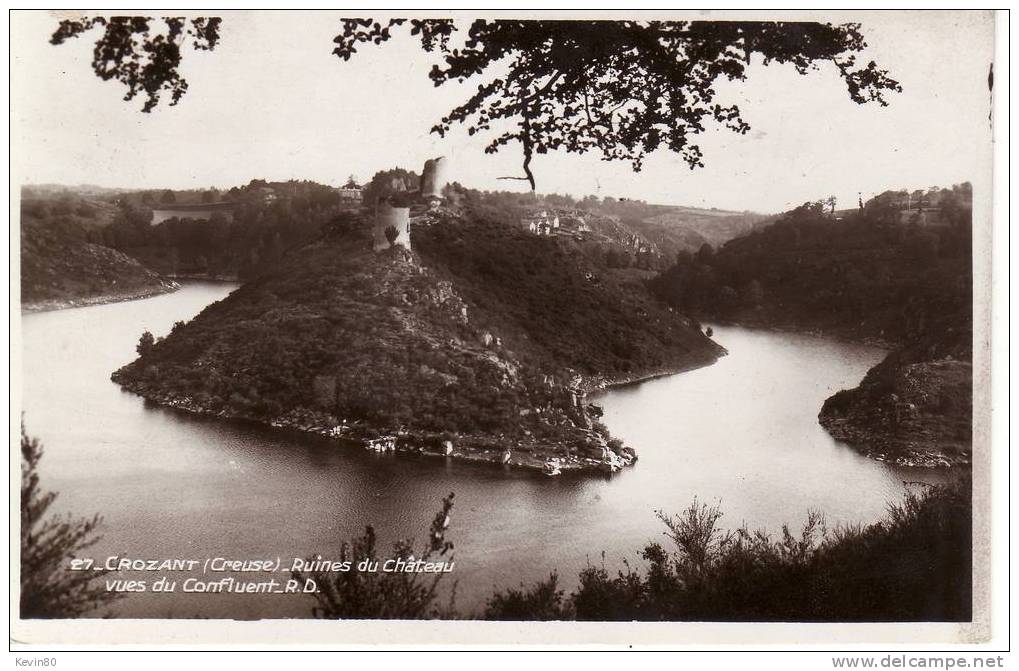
[50,17,901,190]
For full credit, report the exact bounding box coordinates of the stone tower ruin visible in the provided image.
[371,156,451,253]
[420,156,449,202]
[373,200,412,252]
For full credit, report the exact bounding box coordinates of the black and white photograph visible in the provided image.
[8,8,1005,653]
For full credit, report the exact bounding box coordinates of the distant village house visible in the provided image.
[337,186,363,203]
[337,176,363,203]
[521,209,560,235]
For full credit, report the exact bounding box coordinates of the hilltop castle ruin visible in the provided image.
[372,156,449,252]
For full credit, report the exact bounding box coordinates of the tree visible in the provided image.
[743,278,765,307]
[484,572,568,620]
[384,224,400,247]
[160,190,177,204]
[940,188,972,229]
[52,17,899,190]
[322,211,369,241]
[334,20,900,190]
[137,330,155,356]
[49,17,221,112]
[864,192,902,226]
[20,429,121,617]
[293,493,456,619]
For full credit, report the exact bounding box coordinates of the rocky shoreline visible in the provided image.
[817,413,969,468]
[579,353,726,396]
[165,272,240,282]
[818,357,973,470]
[699,314,897,351]
[22,280,180,313]
[111,373,654,476]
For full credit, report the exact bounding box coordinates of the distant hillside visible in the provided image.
[649,184,973,467]
[112,209,723,473]
[100,179,347,281]
[22,180,768,289]
[444,185,769,269]
[574,198,771,260]
[639,207,773,252]
[649,187,972,345]
[20,195,176,310]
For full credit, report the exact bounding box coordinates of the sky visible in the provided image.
[11,10,995,213]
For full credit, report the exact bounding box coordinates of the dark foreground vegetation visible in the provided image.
[484,480,971,621]
[21,430,970,622]
[20,429,120,618]
[294,481,971,622]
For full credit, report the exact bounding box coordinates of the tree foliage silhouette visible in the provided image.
[51,17,900,189]
[384,224,400,247]
[20,429,122,618]
[293,493,456,619]
[50,16,221,112]
[335,19,900,189]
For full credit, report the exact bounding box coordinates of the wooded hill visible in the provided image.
[111,208,723,467]
[20,195,174,308]
[649,185,973,345]
[649,185,974,466]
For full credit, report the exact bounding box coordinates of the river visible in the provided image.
[19,282,947,619]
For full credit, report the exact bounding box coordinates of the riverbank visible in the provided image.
[698,313,898,351]
[109,292,725,476]
[704,315,970,470]
[21,279,180,313]
[580,352,725,396]
[165,272,240,282]
[110,345,732,475]
[111,374,644,476]
[819,356,972,469]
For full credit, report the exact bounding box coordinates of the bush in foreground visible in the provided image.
[483,480,971,622]
[20,429,121,618]
[294,493,457,619]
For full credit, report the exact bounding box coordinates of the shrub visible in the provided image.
[485,480,971,622]
[20,429,121,618]
[294,493,456,619]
